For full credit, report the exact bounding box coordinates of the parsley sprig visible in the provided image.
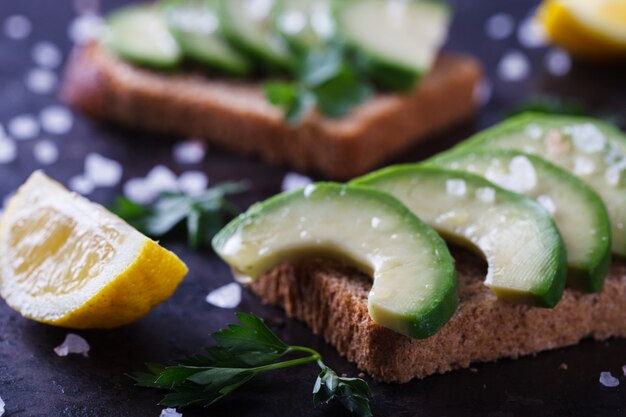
[111,181,248,249]
[265,44,373,124]
[131,313,372,416]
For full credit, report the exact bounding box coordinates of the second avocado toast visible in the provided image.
[214,113,626,382]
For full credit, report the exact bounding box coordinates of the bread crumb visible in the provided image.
[559,363,568,370]
[341,373,348,378]
[358,372,365,378]
[469,367,478,373]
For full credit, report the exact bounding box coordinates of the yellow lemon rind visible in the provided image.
[46,240,188,329]
[539,0,626,61]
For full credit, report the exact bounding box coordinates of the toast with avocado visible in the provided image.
[214,114,626,383]
[61,0,482,180]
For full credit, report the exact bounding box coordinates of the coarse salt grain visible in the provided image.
[206,283,242,309]
[68,14,104,44]
[40,106,74,135]
[172,140,206,164]
[525,123,543,140]
[568,124,606,153]
[124,178,154,205]
[574,156,595,176]
[54,333,90,357]
[85,153,123,187]
[486,156,537,193]
[485,13,515,40]
[145,165,180,195]
[497,50,530,82]
[446,179,467,196]
[599,371,620,387]
[475,187,496,203]
[178,171,208,196]
[25,68,58,95]
[0,138,17,164]
[537,195,556,216]
[68,175,95,195]
[517,16,547,48]
[8,115,39,140]
[160,408,182,417]
[3,15,31,40]
[31,41,63,69]
[281,172,313,192]
[545,48,571,77]
[33,140,59,165]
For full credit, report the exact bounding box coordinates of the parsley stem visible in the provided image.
[249,346,321,374]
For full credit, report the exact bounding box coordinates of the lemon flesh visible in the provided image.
[0,171,188,329]
[539,0,626,60]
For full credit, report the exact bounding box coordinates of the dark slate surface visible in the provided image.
[0,0,625,416]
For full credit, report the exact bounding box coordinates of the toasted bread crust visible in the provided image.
[249,251,626,383]
[61,43,482,180]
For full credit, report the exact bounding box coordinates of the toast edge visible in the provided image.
[61,43,483,180]
[248,259,626,383]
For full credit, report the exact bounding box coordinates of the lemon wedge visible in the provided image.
[538,0,626,60]
[0,171,188,329]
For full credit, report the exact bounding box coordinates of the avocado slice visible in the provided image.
[102,5,182,69]
[219,0,293,72]
[429,149,611,292]
[273,0,335,54]
[335,0,450,91]
[162,0,250,76]
[213,183,457,339]
[354,166,567,307]
[454,113,626,257]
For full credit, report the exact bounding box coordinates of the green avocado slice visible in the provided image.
[335,0,451,91]
[354,166,567,308]
[219,0,293,72]
[454,113,626,257]
[102,5,182,69]
[212,183,457,339]
[163,0,250,76]
[429,149,611,293]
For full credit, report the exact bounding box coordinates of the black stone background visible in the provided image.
[0,0,625,416]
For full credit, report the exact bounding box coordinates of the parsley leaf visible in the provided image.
[314,366,373,417]
[264,43,374,123]
[111,181,248,249]
[131,312,372,416]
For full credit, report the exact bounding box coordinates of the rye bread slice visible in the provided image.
[61,42,482,180]
[248,249,626,383]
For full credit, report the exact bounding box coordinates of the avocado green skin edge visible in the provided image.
[218,0,295,73]
[212,182,458,339]
[446,111,626,258]
[102,5,182,70]
[450,112,626,156]
[352,165,568,308]
[162,0,251,76]
[333,0,451,91]
[427,149,612,293]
